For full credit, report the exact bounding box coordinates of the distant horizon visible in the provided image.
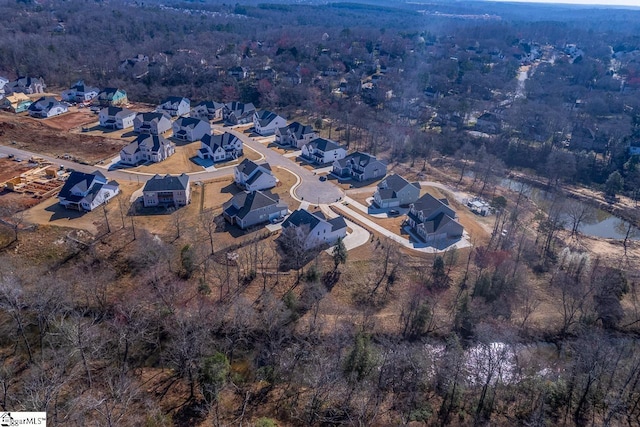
[489,0,640,6]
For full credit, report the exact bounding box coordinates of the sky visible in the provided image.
[491,0,640,6]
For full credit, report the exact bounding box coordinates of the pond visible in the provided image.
[499,178,640,240]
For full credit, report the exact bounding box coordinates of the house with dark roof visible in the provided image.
[58,170,119,211]
[99,107,136,130]
[475,112,502,135]
[227,66,248,80]
[332,151,387,181]
[172,117,211,142]
[406,193,464,243]
[156,96,190,117]
[223,102,256,125]
[97,88,128,107]
[223,190,288,229]
[142,174,190,207]
[133,112,172,135]
[234,159,277,191]
[301,138,347,165]
[373,174,421,208]
[1,93,32,113]
[27,97,68,118]
[253,110,286,136]
[198,132,243,162]
[61,80,99,104]
[5,76,46,95]
[280,209,347,250]
[191,101,225,121]
[120,134,175,165]
[275,121,317,149]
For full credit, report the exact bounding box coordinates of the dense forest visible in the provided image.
[2,0,640,425]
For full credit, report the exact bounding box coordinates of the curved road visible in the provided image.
[0,124,343,204]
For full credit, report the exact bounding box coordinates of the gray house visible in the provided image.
[406,193,464,243]
[191,101,225,121]
[373,174,421,208]
[142,173,191,208]
[172,117,211,142]
[134,112,172,135]
[332,151,387,181]
[223,102,256,125]
[5,76,46,95]
[223,190,288,229]
[275,121,317,149]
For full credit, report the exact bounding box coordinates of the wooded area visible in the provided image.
[2,0,640,425]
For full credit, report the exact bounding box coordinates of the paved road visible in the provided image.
[0,125,344,204]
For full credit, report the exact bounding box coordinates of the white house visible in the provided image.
[133,112,172,135]
[172,117,211,142]
[156,96,190,117]
[280,209,348,250]
[58,170,119,212]
[253,110,287,136]
[223,102,256,125]
[99,107,136,130]
[234,159,277,191]
[198,132,243,162]
[0,76,8,97]
[191,101,225,121]
[27,97,68,118]
[332,151,387,181]
[61,80,99,104]
[275,121,317,149]
[142,173,191,208]
[301,138,347,165]
[120,134,175,165]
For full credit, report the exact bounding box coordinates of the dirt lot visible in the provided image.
[0,157,34,182]
[0,111,126,164]
[34,108,98,131]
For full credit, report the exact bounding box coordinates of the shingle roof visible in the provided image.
[58,170,105,199]
[379,174,412,192]
[202,132,239,149]
[308,137,343,152]
[136,112,170,123]
[236,158,271,176]
[328,216,347,232]
[28,96,62,112]
[102,106,135,118]
[412,193,449,214]
[282,209,323,230]
[224,190,281,219]
[174,116,207,129]
[255,110,281,127]
[143,174,189,192]
[159,96,189,107]
[99,87,124,98]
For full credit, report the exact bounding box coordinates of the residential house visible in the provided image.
[5,76,46,95]
[332,151,387,181]
[223,190,288,229]
[0,76,9,97]
[61,80,99,104]
[142,173,190,207]
[191,101,225,121]
[301,138,347,165]
[227,66,248,80]
[133,112,172,135]
[198,132,243,162]
[475,112,502,135]
[58,170,119,212]
[280,72,302,85]
[156,96,190,117]
[373,174,421,208]
[280,209,347,250]
[1,93,32,113]
[27,97,69,118]
[234,159,277,191]
[275,122,317,149]
[172,117,211,142]
[99,107,136,130]
[253,110,287,136]
[406,193,464,243]
[120,134,175,165]
[97,88,128,107]
[223,102,256,125]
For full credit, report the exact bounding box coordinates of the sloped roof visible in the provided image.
[308,137,343,152]
[202,132,240,149]
[136,112,170,123]
[28,96,63,112]
[159,96,189,107]
[225,101,255,116]
[236,158,271,176]
[412,193,449,213]
[174,116,207,129]
[194,100,224,110]
[282,121,315,139]
[59,170,106,199]
[255,110,282,127]
[101,106,135,118]
[224,190,282,219]
[282,209,323,230]
[143,173,189,192]
[99,87,125,98]
[378,174,414,192]
[328,216,347,232]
